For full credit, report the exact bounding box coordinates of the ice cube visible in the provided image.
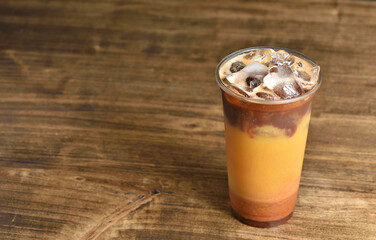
[294,66,320,91]
[311,66,320,82]
[242,61,268,76]
[274,83,302,99]
[248,83,280,100]
[269,64,293,77]
[225,71,250,89]
[263,64,303,99]
[284,55,295,66]
[243,49,274,65]
[270,50,295,66]
[294,70,311,82]
[226,61,268,89]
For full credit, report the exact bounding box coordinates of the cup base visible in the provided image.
[231,208,293,228]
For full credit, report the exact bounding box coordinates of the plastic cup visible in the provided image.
[215,47,322,227]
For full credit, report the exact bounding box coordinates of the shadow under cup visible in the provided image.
[215,47,322,228]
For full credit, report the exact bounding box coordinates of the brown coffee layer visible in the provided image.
[222,91,314,137]
[229,187,298,223]
[232,209,293,228]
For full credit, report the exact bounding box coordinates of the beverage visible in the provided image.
[215,47,321,227]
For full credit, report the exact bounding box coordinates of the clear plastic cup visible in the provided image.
[215,47,322,227]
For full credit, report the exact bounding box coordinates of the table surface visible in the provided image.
[1,0,375,239]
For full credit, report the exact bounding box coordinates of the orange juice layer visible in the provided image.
[225,112,311,203]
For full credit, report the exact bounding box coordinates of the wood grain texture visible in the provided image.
[0,0,375,239]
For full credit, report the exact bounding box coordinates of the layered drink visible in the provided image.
[215,47,321,227]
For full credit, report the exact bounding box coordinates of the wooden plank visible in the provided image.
[0,0,375,239]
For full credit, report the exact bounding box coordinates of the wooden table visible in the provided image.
[1,0,375,239]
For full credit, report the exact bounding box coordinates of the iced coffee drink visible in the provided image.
[215,47,321,227]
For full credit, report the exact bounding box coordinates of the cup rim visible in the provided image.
[215,46,322,105]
